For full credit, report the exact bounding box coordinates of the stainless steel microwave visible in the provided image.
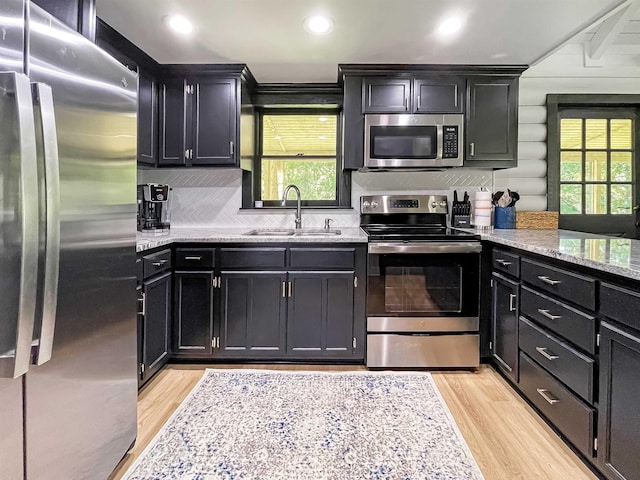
[364,114,464,168]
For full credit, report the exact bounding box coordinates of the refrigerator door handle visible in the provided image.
[0,72,39,379]
[32,82,60,366]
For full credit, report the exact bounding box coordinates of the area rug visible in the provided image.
[122,369,485,480]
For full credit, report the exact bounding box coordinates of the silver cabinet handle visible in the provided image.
[230,141,235,155]
[288,281,292,298]
[538,275,562,285]
[404,97,408,110]
[417,95,421,109]
[536,388,560,405]
[282,281,286,298]
[138,292,147,316]
[0,72,39,379]
[535,346,559,361]
[496,259,512,266]
[537,309,562,320]
[152,259,168,267]
[470,142,475,157]
[184,256,202,261]
[509,293,517,312]
[32,83,61,366]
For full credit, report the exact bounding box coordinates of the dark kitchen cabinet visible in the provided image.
[413,77,464,113]
[138,71,158,166]
[218,272,287,357]
[141,270,172,386]
[465,76,519,168]
[491,272,519,383]
[158,75,238,167]
[287,271,356,358]
[362,78,411,113]
[173,271,215,358]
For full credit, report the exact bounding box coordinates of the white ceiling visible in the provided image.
[97,0,626,83]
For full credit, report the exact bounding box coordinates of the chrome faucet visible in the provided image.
[281,184,302,229]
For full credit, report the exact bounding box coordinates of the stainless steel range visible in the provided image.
[361,195,482,368]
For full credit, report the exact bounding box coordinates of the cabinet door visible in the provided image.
[465,76,518,168]
[597,322,640,480]
[142,271,172,384]
[362,78,411,113]
[192,78,237,166]
[219,272,287,358]
[137,72,157,166]
[492,273,519,382]
[414,77,464,113]
[158,78,188,166]
[173,271,214,357]
[287,272,355,358]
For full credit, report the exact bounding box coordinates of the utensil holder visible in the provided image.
[494,206,516,229]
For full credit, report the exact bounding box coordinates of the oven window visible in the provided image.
[384,266,461,313]
[370,126,437,159]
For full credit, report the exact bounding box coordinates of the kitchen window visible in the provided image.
[547,95,640,237]
[254,109,349,207]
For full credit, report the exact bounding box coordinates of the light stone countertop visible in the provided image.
[137,227,368,252]
[478,228,640,281]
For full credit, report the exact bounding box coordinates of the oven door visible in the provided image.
[367,242,481,323]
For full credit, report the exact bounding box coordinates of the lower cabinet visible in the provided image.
[287,271,356,358]
[173,271,214,358]
[140,270,172,386]
[218,271,287,358]
[491,272,519,382]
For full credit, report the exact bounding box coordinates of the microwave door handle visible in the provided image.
[436,124,443,160]
[31,83,60,366]
[0,73,39,379]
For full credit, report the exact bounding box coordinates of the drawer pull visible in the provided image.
[184,256,202,261]
[535,346,559,361]
[152,259,168,267]
[537,308,562,320]
[496,259,512,266]
[536,388,560,405]
[538,275,561,286]
[281,281,286,298]
[509,293,517,312]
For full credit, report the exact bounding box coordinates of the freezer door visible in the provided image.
[25,5,138,480]
[0,3,31,478]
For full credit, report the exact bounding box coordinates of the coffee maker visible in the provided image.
[137,184,171,232]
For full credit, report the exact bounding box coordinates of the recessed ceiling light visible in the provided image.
[165,15,194,35]
[304,15,335,35]
[318,117,328,122]
[319,136,327,140]
[438,18,463,35]
[274,136,282,140]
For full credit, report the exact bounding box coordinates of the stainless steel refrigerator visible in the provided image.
[0,1,138,479]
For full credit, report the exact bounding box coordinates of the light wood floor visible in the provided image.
[109,364,598,480]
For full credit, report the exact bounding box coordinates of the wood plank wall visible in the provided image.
[495,43,640,211]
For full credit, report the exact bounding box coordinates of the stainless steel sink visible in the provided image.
[243,228,341,236]
[243,229,295,236]
[294,229,342,236]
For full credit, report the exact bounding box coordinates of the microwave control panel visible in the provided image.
[442,126,459,159]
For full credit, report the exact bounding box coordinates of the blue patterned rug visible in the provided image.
[123,369,485,480]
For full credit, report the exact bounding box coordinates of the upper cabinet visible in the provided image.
[465,76,519,168]
[362,76,464,114]
[137,72,158,167]
[341,65,525,170]
[159,74,242,167]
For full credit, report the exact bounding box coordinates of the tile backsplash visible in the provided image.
[138,168,492,228]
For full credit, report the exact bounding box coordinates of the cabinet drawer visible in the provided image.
[601,283,640,334]
[519,353,595,459]
[174,248,215,269]
[521,259,596,310]
[519,317,594,403]
[142,249,172,279]
[492,249,520,278]
[289,248,356,270]
[520,286,596,354]
[219,248,286,269]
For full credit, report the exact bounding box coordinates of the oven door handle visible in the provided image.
[368,242,482,254]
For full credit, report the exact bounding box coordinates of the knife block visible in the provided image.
[452,214,471,228]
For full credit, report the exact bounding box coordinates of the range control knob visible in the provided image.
[431,201,437,208]
[439,201,447,207]
[371,201,379,208]
[363,201,371,208]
